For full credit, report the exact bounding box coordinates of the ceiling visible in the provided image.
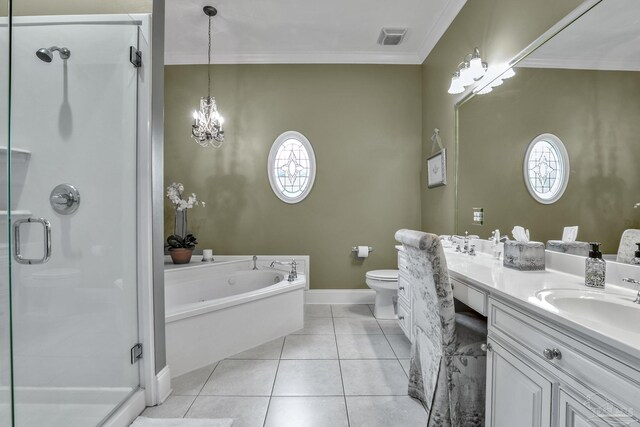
[164,0,466,65]
[518,0,640,71]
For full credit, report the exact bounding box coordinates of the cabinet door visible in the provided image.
[486,338,553,427]
[558,389,627,427]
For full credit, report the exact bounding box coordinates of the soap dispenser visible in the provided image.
[631,243,640,265]
[585,242,606,288]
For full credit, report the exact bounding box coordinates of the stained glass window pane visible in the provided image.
[524,134,569,204]
[268,132,316,203]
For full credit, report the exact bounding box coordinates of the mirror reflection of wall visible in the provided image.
[456,0,640,254]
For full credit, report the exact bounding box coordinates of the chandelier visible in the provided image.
[191,5,225,147]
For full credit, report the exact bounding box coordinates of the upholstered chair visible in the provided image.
[395,229,487,427]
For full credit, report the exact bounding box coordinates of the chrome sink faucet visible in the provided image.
[463,231,469,254]
[622,278,640,304]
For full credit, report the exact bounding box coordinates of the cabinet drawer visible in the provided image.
[489,299,640,420]
[397,271,411,304]
[397,299,412,342]
[451,277,487,315]
[398,251,409,274]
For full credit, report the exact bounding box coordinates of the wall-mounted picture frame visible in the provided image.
[427,149,447,188]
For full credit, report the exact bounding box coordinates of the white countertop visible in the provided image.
[444,246,640,363]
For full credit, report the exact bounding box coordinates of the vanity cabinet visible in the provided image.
[484,297,640,427]
[397,248,413,341]
[486,337,553,427]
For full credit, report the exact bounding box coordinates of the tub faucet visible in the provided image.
[289,260,298,282]
[252,255,258,270]
[270,259,298,281]
[622,278,640,304]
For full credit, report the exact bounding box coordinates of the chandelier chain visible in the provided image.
[207,15,212,97]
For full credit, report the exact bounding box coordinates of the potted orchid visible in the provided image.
[166,182,205,264]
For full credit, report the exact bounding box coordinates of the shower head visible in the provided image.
[36,46,71,62]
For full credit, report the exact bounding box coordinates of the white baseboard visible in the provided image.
[156,366,172,404]
[305,289,375,304]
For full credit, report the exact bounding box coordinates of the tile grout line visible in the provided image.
[373,309,410,378]
[332,306,352,427]
[182,361,222,418]
[262,336,287,427]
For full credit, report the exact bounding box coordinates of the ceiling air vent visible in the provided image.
[378,28,407,46]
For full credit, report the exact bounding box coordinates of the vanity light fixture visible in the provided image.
[447,70,465,94]
[447,47,488,95]
[476,85,493,95]
[191,5,225,148]
[473,64,517,95]
[467,48,486,80]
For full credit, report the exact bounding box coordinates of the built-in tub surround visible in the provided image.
[164,256,307,377]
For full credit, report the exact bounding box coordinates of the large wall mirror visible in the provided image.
[455,0,640,255]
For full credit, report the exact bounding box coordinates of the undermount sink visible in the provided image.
[535,289,640,334]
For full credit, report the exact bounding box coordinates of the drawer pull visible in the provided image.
[398,316,405,320]
[481,343,492,352]
[399,286,405,290]
[543,348,562,360]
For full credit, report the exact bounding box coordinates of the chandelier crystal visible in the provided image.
[191,6,225,147]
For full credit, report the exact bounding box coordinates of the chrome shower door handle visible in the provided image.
[13,218,52,265]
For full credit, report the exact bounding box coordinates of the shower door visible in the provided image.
[1,0,11,425]
[7,15,142,426]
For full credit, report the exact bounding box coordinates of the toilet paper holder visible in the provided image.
[351,246,374,254]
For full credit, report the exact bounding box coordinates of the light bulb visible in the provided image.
[219,116,225,125]
[192,111,199,120]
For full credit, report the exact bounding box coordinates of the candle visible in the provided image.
[202,249,213,261]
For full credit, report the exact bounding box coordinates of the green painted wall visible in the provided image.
[164,64,422,289]
[420,0,585,235]
[457,68,640,253]
[11,0,151,15]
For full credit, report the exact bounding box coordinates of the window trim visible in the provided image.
[523,133,570,205]
[267,131,317,204]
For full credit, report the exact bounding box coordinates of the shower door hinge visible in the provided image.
[129,46,142,68]
[130,343,143,364]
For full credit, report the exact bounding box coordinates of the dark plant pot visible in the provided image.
[169,248,193,264]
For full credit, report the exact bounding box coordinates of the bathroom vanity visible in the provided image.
[445,248,640,426]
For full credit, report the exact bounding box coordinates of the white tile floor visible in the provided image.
[142,304,427,427]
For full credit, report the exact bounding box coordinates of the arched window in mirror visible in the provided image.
[524,133,570,204]
[268,131,316,204]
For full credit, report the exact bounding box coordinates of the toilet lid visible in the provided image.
[366,269,398,281]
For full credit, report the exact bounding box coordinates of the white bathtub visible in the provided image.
[165,256,306,377]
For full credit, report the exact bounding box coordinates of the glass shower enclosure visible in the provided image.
[2,2,149,425]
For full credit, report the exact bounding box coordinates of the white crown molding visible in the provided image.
[417,0,467,64]
[517,56,640,72]
[164,51,423,65]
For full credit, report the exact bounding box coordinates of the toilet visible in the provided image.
[365,269,399,319]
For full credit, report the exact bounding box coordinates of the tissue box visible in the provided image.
[503,241,545,271]
[546,240,590,256]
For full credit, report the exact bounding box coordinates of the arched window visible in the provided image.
[524,133,570,204]
[268,131,316,204]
